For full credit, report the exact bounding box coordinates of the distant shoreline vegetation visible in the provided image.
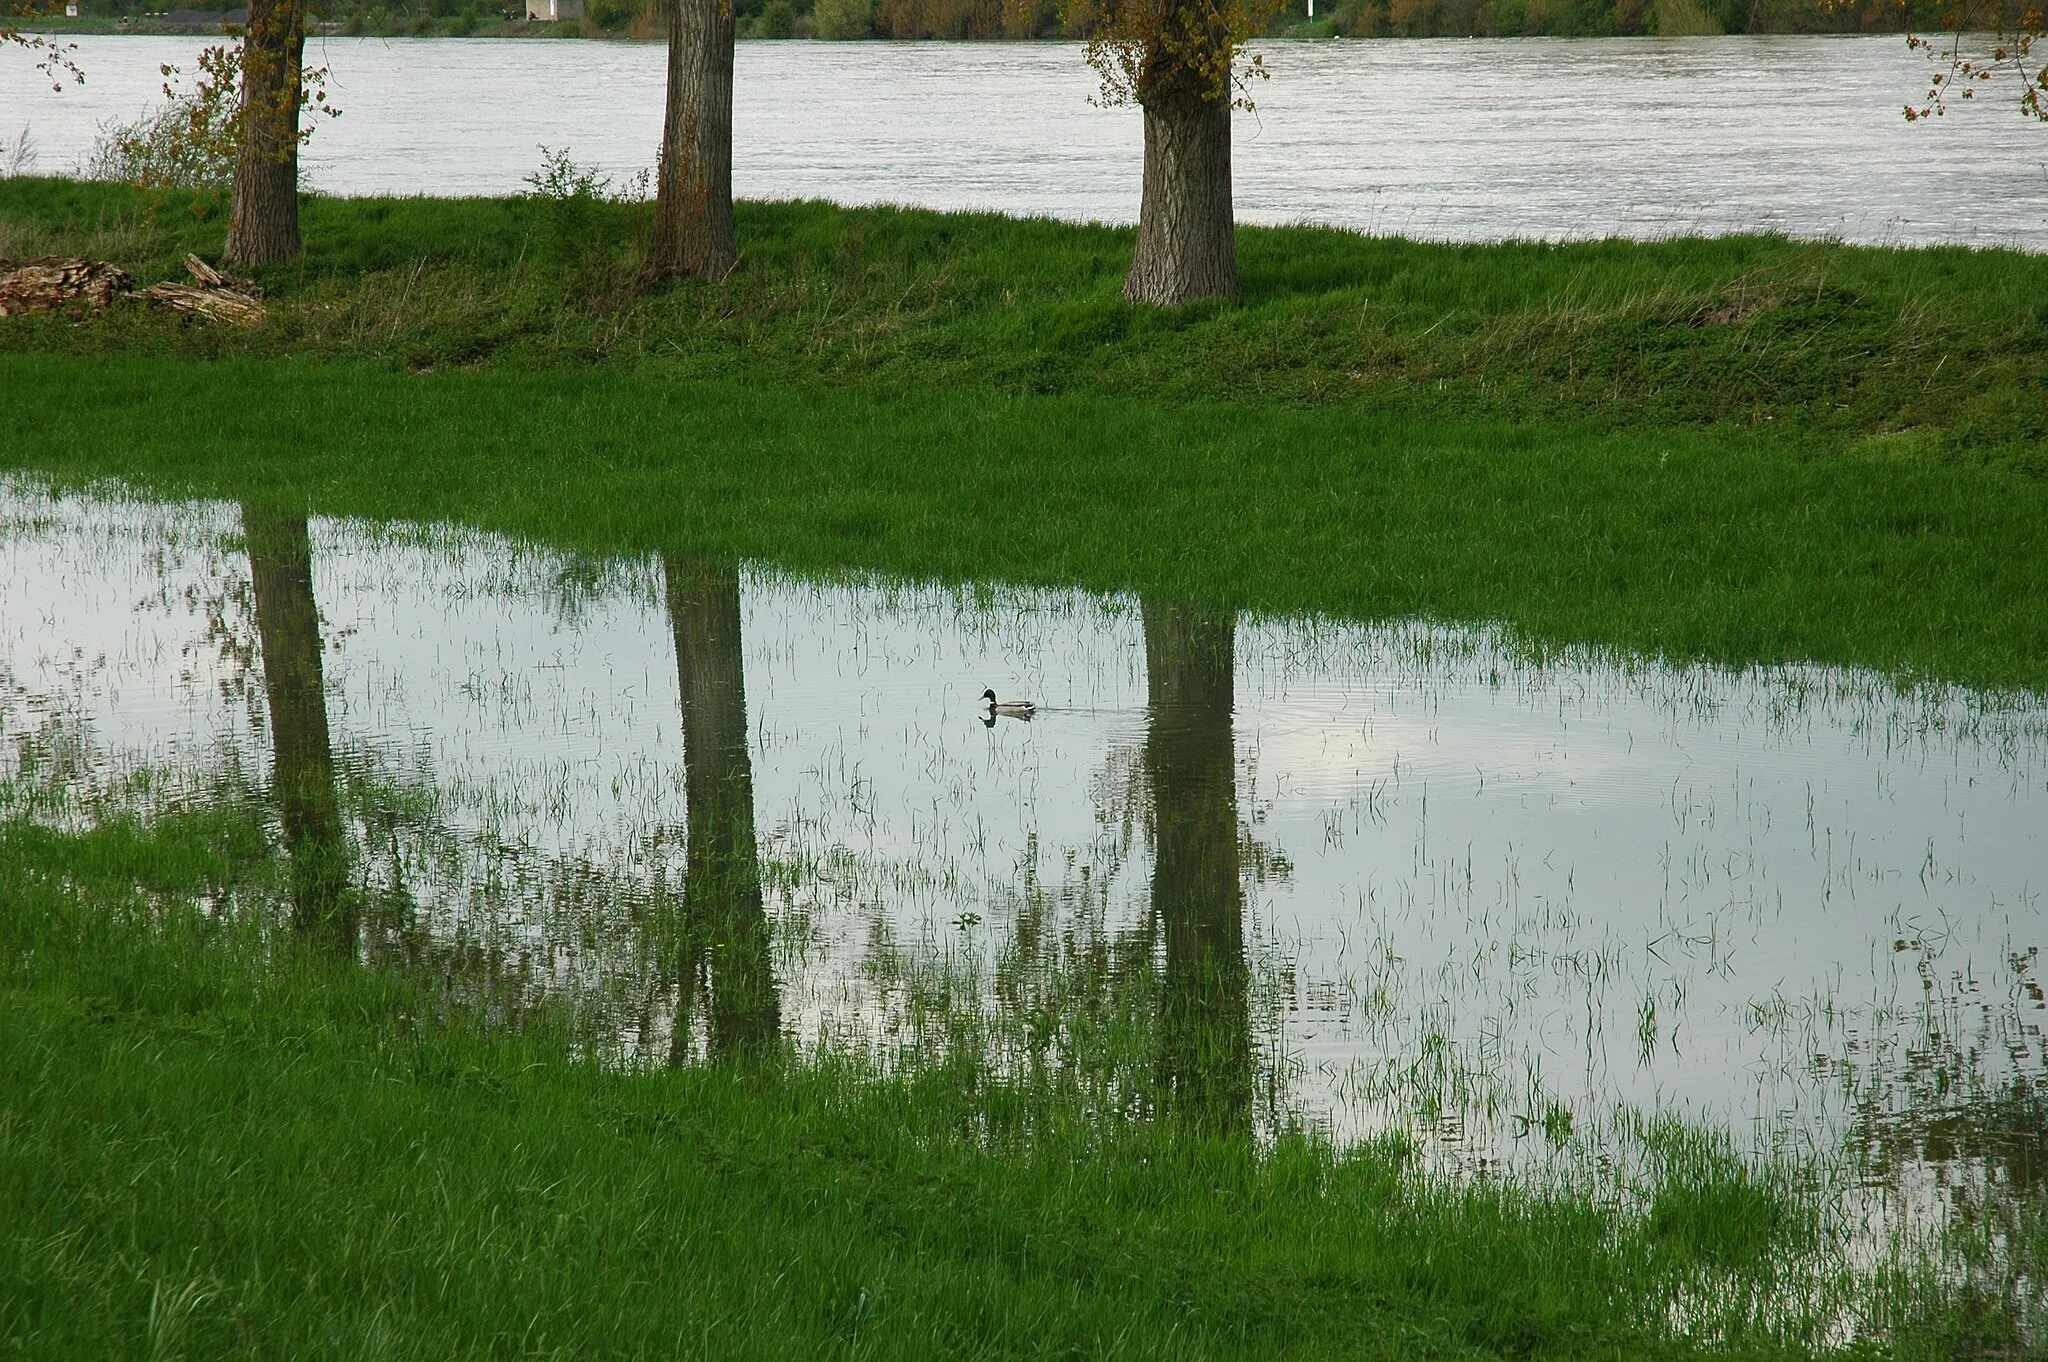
[20,0,1957,43]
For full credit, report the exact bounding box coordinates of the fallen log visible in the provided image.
[144,282,268,327]
[144,256,267,327]
[0,257,136,317]
[179,253,262,298]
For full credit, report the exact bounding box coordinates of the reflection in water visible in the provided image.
[243,503,355,954]
[1145,601,1252,1136]
[1851,947,2048,1307]
[5,479,2046,1322]
[666,556,780,1063]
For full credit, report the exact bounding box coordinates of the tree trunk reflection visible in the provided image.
[244,503,353,954]
[665,556,779,1064]
[1143,599,1250,1135]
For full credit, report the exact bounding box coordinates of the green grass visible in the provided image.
[5,182,2046,691]
[0,803,2008,1360]
[3,353,2044,692]
[4,178,2045,464]
[5,181,2047,1357]
[2,182,2043,694]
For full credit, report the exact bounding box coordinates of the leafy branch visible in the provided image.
[3,0,84,93]
[88,43,340,191]
[1905,0,2047,121]
[1077,0,1276,111]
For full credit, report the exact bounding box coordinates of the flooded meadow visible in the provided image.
[2,475,2044,1331]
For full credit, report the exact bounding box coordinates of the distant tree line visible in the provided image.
[1319,0,1956,39]
[42,0,1972,37]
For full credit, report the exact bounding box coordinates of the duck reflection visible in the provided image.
[1144,600,1251,1136]
[243,503,354,954]
[665,556,780,1064]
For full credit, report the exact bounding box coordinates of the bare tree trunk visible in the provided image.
[642,0,736,284]
[1144,599,1250,1135]
[665,556,778,1062]
[245,503,353,953]
[225,0,304,266]
[1125,92,1237,307]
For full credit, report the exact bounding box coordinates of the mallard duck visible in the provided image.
[982,688,1036,719]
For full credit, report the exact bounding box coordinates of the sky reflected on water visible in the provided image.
[2,478,2043,1257]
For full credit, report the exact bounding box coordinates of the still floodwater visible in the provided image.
[3,479,2043,1267]
[5,35,2047,246]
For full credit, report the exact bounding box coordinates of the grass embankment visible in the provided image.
[4,179,2046,690]
[0,806,1986,1359]
[8,178,2046,457]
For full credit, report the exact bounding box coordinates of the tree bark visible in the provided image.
[245,503,353,953]
[665,556,778,1062]
[1144,599,1250,1135]
[642,0,736,283]
[1125,92,1238,307]
[224,0,305,266]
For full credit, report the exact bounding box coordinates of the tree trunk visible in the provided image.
[245,503,353,953]
[224,0,305,266]
[642,0,736,283]
[1144,599,1250,1135]
[665,556,778,1062]
[1125,92,1238,307]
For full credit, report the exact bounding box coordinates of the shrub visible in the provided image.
[759,0,796,31]
[585,0,641,28]
[812,0,873,36]
[3,126,37,179]
[522,145,645,275]
[82,44,340,193]
[1331,0,1385,31]
[83,47,241,191]
[1653,0,1721,32]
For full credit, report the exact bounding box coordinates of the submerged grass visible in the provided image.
[0,795,2026,1360]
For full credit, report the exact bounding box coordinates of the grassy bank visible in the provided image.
[0,795,2006,1360]
[2,181,2046,688]
[5,354,2048,689]
[4,180,2045,465]
[3,359,2047,692]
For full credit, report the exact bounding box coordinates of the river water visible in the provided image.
[4,34,2046,247]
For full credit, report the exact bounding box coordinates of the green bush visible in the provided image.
[81,45,241,191]
[759,0,796,32]
[585,0,641,30]
[1652,0,1721,32]
[813,0,872,36]
[1330,0,1385,34]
